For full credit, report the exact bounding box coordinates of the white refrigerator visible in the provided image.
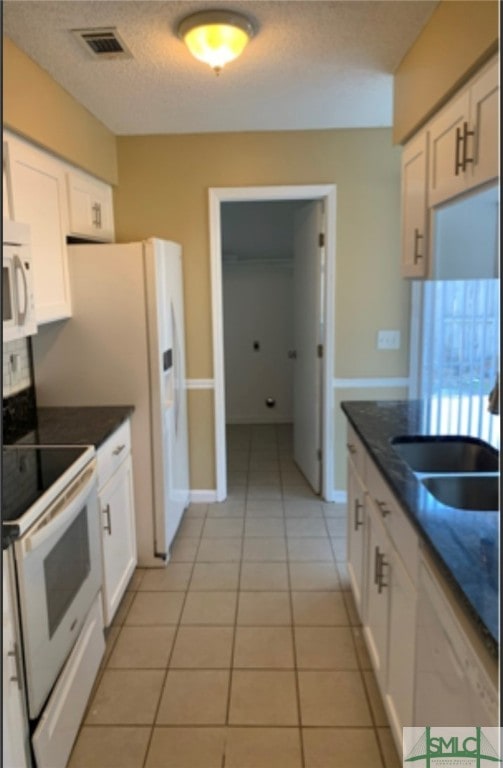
[32,238,190,567]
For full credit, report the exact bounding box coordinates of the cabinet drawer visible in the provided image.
[97,420,131,489]
[346,424,366,480]
[366,457,419,584]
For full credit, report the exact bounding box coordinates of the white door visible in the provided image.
[145,239,190,558]
[293,200,324,493]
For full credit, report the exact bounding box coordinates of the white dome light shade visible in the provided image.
[178,10,255,74]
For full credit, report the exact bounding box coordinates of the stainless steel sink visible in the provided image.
[421,474,499,512]
[391,435,499,474]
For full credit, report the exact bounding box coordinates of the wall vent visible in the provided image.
[72,28,132,59]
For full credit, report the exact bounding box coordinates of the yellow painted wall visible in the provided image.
[116,130,409,490]
[3,36,118,183]
[393,0,499,144]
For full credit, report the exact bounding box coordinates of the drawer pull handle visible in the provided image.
[377,551,388,594]
[455,126,464,175]
[413,228,423,264]
[376,500,390,517]
[354,499,363,531]
[113,444,126,456]
[462,121,475,171]
[346,443,357,455]
[8,644,22,690]
[374,545,380,585]
[103,503,112,535]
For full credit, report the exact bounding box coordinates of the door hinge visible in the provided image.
[317,449,322,461]
[318,232,325,247]
[317,344,323,359]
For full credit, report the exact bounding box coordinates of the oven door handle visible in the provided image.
[24,462,97,553]
[13,254,28,326]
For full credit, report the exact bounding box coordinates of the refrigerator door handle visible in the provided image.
[171,303,181,435]
[163,349,173,371]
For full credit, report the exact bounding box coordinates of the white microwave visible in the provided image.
[3,218,37,341]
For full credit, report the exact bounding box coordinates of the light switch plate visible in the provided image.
[377,330,400,350]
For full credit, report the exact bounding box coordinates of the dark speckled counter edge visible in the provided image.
[2,405,134,549]
[341,399,499,660]
[21,405,135,448]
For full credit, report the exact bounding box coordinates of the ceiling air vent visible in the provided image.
[72,28,132,59]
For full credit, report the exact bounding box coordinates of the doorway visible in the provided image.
[209,185,336,502]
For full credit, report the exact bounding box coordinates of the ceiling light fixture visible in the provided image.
[177,10,255,75]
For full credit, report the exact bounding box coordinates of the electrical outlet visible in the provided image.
[377,330,400,350]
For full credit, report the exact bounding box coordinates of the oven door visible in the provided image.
[14,459,102,719]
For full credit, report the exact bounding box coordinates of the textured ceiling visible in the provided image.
[3,0,438,135]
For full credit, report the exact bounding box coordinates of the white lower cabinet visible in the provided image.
[346,429,418,756]
[386,548,417,736]
[363,498,391,692]
[97,421,137,626]
[346,459,367,619]
[3,550,31,768]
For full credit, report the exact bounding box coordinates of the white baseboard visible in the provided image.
[189,490,218,504]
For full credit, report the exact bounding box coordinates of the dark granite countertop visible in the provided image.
[2,405,134,550]
[341,399,499,657]
[14,405,134,448]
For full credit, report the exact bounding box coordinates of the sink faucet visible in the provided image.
[487,374,499,415]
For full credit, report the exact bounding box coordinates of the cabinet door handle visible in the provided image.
[113,444,126,456]
[377,553,388,594]
[374,545,380,585]
[92,202,102,228]
[376,499,391,517]
[102,503,112,535]
[413,228,423,264]
[455,126,464,175]
[8,644,22,690]
[354,499,363,531]
[346,443,357,455]
[462,121,475,171]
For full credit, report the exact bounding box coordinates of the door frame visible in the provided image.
[209,184,337,502]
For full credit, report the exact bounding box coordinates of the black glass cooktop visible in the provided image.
[2,445,89,524]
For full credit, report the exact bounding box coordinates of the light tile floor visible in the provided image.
[69,424,402,768]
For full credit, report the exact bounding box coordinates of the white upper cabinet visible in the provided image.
[401,56,498,278]
[4,131,116,323]
[428,88,470,207]
[400,132,428,278]
[469,60,499,189]
[3,142,13,219]
[6,133,72,324]
[428,57,498,207]
[67,170,115,242]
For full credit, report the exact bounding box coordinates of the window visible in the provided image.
[411,278,499,448]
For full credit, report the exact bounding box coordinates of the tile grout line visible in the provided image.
[280,425,308,768]
[72,426,397,767]
[221,427,251,766]
[139,503,208,768]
